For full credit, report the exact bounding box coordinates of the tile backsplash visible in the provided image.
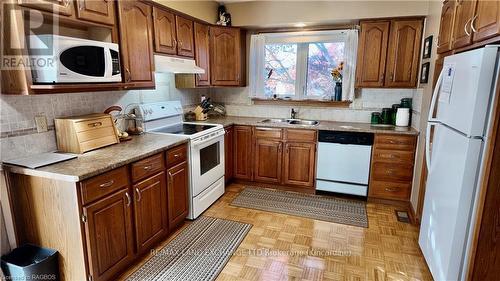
[0,73,207,162]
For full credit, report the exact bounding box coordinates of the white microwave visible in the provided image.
[29,35,122,83]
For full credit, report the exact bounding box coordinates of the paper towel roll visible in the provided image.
[396,108,410,127]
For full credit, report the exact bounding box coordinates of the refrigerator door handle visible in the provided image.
[425,122,437,171]
[428,69,444,122]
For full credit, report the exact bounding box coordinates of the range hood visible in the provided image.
[154,55,205,74]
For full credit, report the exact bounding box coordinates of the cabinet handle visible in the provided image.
[385,169,395,175]
[285,143,289,154]
[64,0,70,7]
[99,180,114,188]
[464,18,472,36]
[173,39,177,46]
[174,154,181,158]
[125,192,131,207]
[135,188,142,202]
[88,121,102,128]
[385,187,399,192]
[470,15,478,33]
[380,73,384,82]
[125,68,131,82]
[278,143,283,152]
[143,165,152,170]
[78,0,84,10]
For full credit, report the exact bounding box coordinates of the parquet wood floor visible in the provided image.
[119,184,433,281]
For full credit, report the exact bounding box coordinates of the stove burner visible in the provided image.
[151,124,216,135]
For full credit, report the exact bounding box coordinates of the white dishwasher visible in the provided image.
[316,130,374,197]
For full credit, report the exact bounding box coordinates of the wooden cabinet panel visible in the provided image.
[19,0,74,16]
[166,144,188,167]
[194,22,211,86]
[369,180,411,201]
[254,127,283,140]
[371,162,414,182]
[283,142,316,187]
[452,0,477,49]
[375,134,416,151]
[175,16,194,57]
[372,149,415,164]
[81,167,129,205]
[254,139,282,184]
[233,126,253,180]
[472,0,500,42]
[133,172,168,254]
[285,129,317,142]
[224,126,234,183]
[131,153,165,182]
[153,7,177,55]
[167,162,189,231]
[117,1,155,87]
[385,19,423,88]
[210,26,243,86]
[437,0,456,53]
[83,189,134,281]
[76,0,115,25]
[356,21,390,87]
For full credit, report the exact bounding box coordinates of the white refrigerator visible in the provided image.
[419,46,500,281]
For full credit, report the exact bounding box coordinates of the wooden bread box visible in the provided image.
[55,114,120,154]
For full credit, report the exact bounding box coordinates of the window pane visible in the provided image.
[306,42,345,98]
[265,44,297,97]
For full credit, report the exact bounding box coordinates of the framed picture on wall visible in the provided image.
[423,36,433,59]
[420,62,430,84]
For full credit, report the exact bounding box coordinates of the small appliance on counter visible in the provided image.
[371,98,413,126]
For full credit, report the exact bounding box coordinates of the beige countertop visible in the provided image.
[3,133,189,182]
[196,116,419,136]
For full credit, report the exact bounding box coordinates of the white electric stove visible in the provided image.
[133,101,225,219]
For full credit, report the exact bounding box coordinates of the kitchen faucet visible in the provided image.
[291,108,298,119]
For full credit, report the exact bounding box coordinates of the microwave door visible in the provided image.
[59,46,106,82]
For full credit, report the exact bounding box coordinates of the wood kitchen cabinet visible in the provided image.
[283,142,316,187]
[472,0,500,43]
[132,171,169,254]
[355,21,390,88]
[82,189,135,281]
[117,0,155,88]
[153,7,177,55]
[437,0,456,54]
[76,0,116,25]
[210,26,246,86]
[233,125,253,180]
[452,0,477,50]
[254,138,283,184]
[224,126,234,183]
[167,161,189,231]
[18,0,74,16]
[194,22,211,86]
[175,16,195,57]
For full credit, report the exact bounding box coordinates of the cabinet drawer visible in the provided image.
[370,180,411,200]
[285,129,317,142]
[254,127,283,139]
[81,167,129,204]
[166,144,188,167]
[375,134,416,150]
[371,163,414,182]
[131,153,165,182]
[372,149,414,164]
[74,117,113,132]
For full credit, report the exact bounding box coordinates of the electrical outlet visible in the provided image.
[34,116,48,133]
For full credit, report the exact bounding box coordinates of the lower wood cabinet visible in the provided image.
[82,188,135,281]
[167,161,189,231]
[253,138,283,184]
[283,142,316,187]
[233,125,253,180]
[132,171,168,254]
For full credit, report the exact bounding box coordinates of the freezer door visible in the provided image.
[436,47,498,137]
[419,124,483,281]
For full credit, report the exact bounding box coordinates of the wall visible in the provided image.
[154,0,219,24]
[224,1,430,28]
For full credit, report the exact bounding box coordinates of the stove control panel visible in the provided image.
[136,101,183,121]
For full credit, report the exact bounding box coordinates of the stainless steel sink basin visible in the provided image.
[259,118,319,126]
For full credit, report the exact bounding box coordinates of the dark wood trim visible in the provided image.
[454,35,500,54]
[28,82,144,94]
[254,24,360,34]
[252,98,352,108]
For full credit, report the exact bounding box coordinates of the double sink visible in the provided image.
[260,118,320,126]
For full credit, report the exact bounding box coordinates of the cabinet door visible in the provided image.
[76,0,115,25]
[118,1,155,87]
[224,126,234,183]
[167,162,189,231]
[133,172,168,254]
[83,189,134,281]
[452,0,477,49]
[194,22,211,86]
[233,126,253,180]
[437,0,456,53]
[385,19,423,88]
[210,27,242,86]
[283,142,316,188]
[254,139,282,184]
[153,7,177,55]
[472,0,500,42]
[18,0,73,16]
[175,16,195,57]
[355,21,390,88]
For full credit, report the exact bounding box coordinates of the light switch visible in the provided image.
[34,115,48,133]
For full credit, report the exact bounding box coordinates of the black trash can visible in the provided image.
[1,244,59,281]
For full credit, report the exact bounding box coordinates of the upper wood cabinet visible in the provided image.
[472,0,500,42]
[234,125,253,180]
[153,7,177,55]
[175,16,195,57]
[452,0,477,49]
[76,0,116,25]
[19,0,74,16]
[437,0,456,54]
[167,161,189,231]
[210,26,245,86]
[385,19,423,88]
[355,21,390,88]
[117,1,155,88]
[194,22,211,86]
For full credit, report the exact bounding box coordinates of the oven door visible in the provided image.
[190,132,225,197]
